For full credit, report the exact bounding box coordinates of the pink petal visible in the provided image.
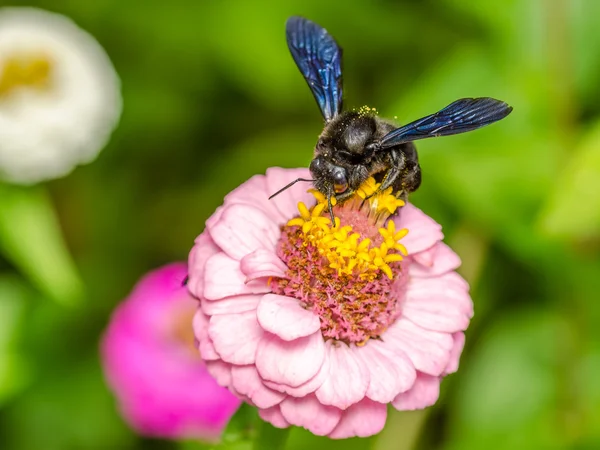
[265,167,315,221]
[205,360,233,388]
[392,373,440,411]
[315,342,370,410]
[187,232,220,299]
[203,253,271,300]
[228,384,248,403]
[264,351,330,396]
[209,311,263,365]
[444,332,466,375]
[256,331,325,387]
[201,294,261,316]
[192,308,210,340]
[259,405,290,429]
[198,338,219,361]
[395,204,443,254]
[224,174,286,223]
[280,395,342,436]
[240,249,288,282]
[328,398,387,439]
[410,242,461,278]
[412,245,435,267]
[445,270,470,290]
[383,319,453,376]
[403,274,473,333]
[230,365,285,409]
[204,206,224,235]
[358,340,416,403]
[207,203,280,261]
[192,310,219,361]
[257,294,321,341]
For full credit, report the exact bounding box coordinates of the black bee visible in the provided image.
[270,16,512,222]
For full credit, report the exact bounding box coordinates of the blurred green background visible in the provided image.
[1,0,600,449]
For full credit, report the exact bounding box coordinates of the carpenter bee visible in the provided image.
[270,16,512,222]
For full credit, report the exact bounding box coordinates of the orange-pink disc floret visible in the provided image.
[272,225,408,345]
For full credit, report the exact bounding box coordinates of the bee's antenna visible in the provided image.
[268,178,314,199]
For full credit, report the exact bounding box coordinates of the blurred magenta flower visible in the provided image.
[188,168,473,439]
[101,263,240,441]
[0,7,121,184]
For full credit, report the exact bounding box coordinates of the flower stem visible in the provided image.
[252,421,290,450]
[0,183,83,305]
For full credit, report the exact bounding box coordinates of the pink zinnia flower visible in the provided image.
[188,168,473,439]
[101,263,240,441]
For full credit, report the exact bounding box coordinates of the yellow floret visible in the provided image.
[376,187,406,214]
[286,178,410,280]
[379,220,409,255]
[287,201,331,234]
[307,189,337,207]
[356,177,406,216]
[356,178,381,199]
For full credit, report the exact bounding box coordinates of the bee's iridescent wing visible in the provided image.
[377,98,512,149]
[286,16,343,122]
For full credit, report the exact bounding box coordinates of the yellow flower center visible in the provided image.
[273,176,411,344]
[286,177,409,279]
[0,52,53,98]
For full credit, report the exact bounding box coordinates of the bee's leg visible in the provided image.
[326,186,336,224]
[327,185,357,224]
[375,146,421,198]
[402,160,421,194]
[362,149,403,200]
[378,149,405,193]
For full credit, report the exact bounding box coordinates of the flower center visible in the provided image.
[271,178,410,345]
[0,52,53,98]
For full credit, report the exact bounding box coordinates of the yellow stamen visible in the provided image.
[298,202,311,220]
[285,180,410,280]
[356,178,380,199]
[307,189,337,207]
[0,53,53,97]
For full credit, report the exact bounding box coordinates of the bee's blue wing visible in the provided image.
[286,16,343,122]
[378,98,512,149]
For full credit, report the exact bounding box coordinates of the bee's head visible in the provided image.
[308,155,347,224]
[309,155,349,196]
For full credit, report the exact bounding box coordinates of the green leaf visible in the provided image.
[0,184,84,306]
[221,403,259,445]
[286,427,377,450]
[213,404,290,450]
[538,121,600,240]
[253,420,290,450]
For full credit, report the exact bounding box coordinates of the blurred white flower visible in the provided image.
[0,7,121,184]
